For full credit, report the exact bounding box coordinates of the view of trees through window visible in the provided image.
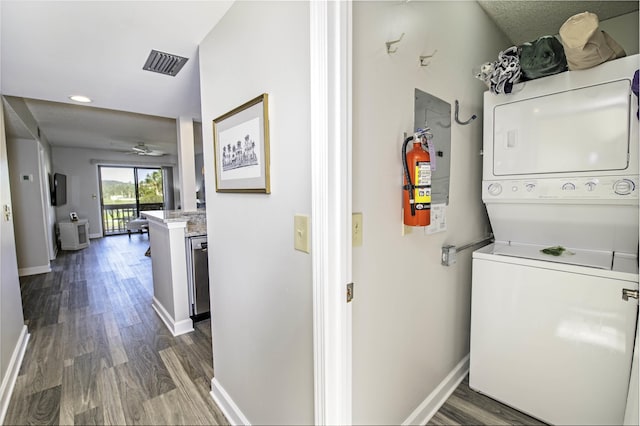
[101,167,163,204]
[99,166,164,234]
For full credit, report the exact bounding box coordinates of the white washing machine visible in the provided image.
[470,55,640,425]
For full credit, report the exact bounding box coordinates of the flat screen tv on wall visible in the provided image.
[52,173,67,206]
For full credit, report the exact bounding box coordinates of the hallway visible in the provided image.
[4,234,227,425]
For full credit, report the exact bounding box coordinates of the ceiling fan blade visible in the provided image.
[131,145,149,153]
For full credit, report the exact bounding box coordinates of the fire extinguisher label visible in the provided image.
[414,161,431,209]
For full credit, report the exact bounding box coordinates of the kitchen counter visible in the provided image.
[143,209,207,237]
[141,209,207,335]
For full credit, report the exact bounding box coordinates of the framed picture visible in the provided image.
[213,94,270,193]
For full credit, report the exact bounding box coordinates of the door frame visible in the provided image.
[310,1,353,424]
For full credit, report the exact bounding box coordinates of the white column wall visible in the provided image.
[199,1,314,424]
[177,116,197,211]
[352,2,510,424]
[0,92,28,424]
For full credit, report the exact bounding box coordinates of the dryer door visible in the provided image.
[493,79,631,176]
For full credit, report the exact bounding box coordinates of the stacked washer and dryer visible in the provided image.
[470,54,640,425]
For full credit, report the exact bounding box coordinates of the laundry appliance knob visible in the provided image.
[487,183,502,196]
[614,179,635,195]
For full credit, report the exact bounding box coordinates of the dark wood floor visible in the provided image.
[5,234,547,426]
[4,234,227,425]
[428,378,546,426]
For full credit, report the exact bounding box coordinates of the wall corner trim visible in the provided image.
[310,1,353,424]
[402,354,470,425]
[0,326,30,424]
[211,377,252,426]
[151,297,193,336]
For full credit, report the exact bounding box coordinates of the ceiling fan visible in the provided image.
[129,142,166,156]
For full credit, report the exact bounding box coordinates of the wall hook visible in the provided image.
[454,100,477,125]
[386,33,405,54]
[419,49,437,67]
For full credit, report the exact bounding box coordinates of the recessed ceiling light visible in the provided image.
[69,95,92,103]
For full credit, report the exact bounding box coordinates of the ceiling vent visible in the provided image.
[142,49,188,76]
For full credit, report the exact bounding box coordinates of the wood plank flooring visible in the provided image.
[428,378,547,425]
[4,234,227,425]
[6,234,549,425]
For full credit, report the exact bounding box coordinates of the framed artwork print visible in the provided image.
[213,94,270,193]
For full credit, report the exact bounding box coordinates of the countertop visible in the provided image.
[142,210,207,237]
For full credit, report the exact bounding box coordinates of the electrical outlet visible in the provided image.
[352,212,363,246]
[294,214,310,253]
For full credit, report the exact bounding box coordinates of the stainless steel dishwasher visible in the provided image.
[186,235,210,321]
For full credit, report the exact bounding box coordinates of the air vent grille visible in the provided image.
[142,49,188,76]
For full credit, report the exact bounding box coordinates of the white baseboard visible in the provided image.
[0,326,30,424]
[89,233,102,239]
[211,377,251,426]
[18,264,51,276]
[402,354,470,425]
[151,297,193,336]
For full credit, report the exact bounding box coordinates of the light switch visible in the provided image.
[352,212,363,246]
[294,214,310,253]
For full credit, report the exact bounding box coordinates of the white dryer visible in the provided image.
[470,55,640,425]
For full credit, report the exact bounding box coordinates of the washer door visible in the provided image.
[470,256,638,425]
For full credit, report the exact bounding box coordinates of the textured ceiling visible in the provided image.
[478,1,639,45]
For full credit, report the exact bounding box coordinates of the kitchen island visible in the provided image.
[142,210,206,335]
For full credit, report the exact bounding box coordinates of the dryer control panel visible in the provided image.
[483,176,639,204]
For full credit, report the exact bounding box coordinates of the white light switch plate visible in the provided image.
[294,214,310,253]
[352,212,363,246]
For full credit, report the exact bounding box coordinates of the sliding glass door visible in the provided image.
[99,166,164,235]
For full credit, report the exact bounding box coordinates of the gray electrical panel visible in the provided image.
[414,89,451,205]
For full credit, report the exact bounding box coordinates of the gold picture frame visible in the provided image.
[213,94,270,193]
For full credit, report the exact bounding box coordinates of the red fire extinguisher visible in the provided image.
[402,130,431,227]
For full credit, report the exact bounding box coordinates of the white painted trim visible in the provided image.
[0,326,30,425]
[402,354,470,425]
[89,233,102,239]
[310,1,353,425]
[210,378,251,426]
[172,318,193,336]
[151,297,193,336]
[18,264,51,276]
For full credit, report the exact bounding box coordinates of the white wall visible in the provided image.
[51,146,178,237]
[4,96,57,262]
[352,2,510,424]
[600,11,639,56]
[0,92,27,423]
[6,137,51,274]
[199,1,313,424]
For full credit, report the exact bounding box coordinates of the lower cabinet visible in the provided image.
[58,219,90,250]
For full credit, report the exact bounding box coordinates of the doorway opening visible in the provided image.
[99,166,164,235]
